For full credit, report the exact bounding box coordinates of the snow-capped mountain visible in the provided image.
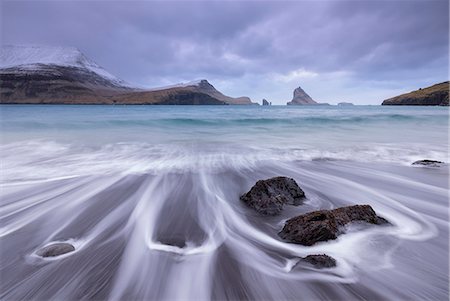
[0,45,130,88]
[148,79,207,91]
[0,45,255,105]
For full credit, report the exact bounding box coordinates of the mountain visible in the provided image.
[382,82,449,106]
[185,80,255,105]
[1,45,130,87]
[286,86,317,105]
[0,45,255,105]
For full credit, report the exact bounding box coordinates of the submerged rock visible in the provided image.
[279,205,389,246]
[412,159,444,167]
[302,254,336,268]
[240,176,305,215]
[36,242,75,257]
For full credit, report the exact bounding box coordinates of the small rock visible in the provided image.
[412,160,444,167]
[240,176,305,215]
[302,254,336,268]
[36,242,75,257]
[279,204,389,246]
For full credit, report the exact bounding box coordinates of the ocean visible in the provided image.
[0,105,448,300]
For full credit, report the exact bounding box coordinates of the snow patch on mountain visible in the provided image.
[0,45,131,87]
[147,79,206,91]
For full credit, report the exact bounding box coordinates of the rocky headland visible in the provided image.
[382,82,449,106]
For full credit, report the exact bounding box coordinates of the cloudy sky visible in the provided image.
[1,0,448,104]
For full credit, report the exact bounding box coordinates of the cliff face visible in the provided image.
[382,82,449,106]
[286,86,317,105]
[0,64,131,104]
[0,45,255,105]
[189,80,255,105]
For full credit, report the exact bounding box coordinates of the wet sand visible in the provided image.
[1,160,448,300]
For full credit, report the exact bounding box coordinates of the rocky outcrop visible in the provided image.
[287,86,317,105]
[189,80,256,105]
[240,177,305,215]
[412,159,445,167]
[302,254,336,268]
[262,99,270,106]
[279,205,389,246]
[382,82,449,106]
[36,242,75,257]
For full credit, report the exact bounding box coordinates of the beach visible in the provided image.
[0,105,448,300]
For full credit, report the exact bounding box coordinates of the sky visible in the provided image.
[1,0,449,105]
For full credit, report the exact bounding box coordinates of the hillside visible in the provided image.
[382,82,449,106]
[0,45,255,105]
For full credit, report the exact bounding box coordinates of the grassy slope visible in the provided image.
[382,81,449,106]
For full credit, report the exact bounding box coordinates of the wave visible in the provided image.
[0,140,447,183]
[3,113,448,131]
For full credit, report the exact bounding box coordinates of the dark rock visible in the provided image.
[412,159,444,167]
[262,99,270,106]
[158,237,186,248]
[287,86,317,105]
[36,242,75,257]
[240,176,305,215]
[302,254,336,268]
[279,205,389,246]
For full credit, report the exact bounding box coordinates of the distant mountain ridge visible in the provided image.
[0,45,256,105]
[382,82,449,106]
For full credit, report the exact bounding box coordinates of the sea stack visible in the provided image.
[286,86,317,105]
[262,99,270,105]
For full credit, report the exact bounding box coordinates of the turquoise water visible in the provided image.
[0,105,448,300]
[0,105,448,180]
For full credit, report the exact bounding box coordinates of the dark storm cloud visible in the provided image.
[1,0,448,104]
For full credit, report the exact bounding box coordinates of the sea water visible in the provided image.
[0,105,448,300]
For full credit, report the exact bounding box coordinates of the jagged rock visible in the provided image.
[262,99,269,106]
[240,177,305,215]
[36,242,75,257]
[287,86,317,105]
[412,159,444,167]
[302,254,336,268]
[279,205,389,246]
